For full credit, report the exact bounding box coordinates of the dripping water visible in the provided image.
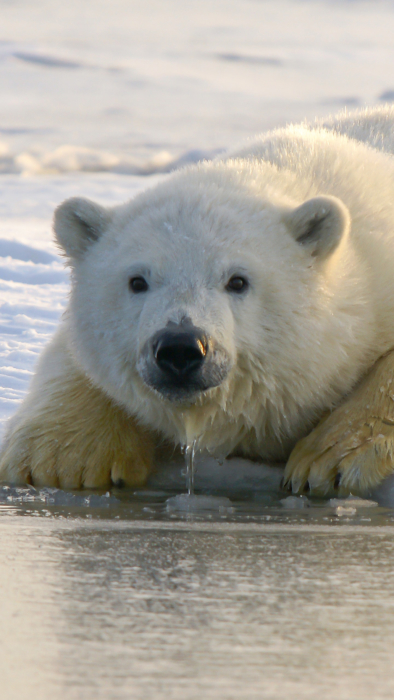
[181,411,200,496]
[166,439,232,513]
[166,426,233,512]
[185,440,197,496]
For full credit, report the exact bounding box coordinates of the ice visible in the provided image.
[327,495,379,517]
[329,496,378,509]
[165,493,233,513]
[335,506,357,517]
[280,495,310,509]
[150,451,283,495]
[0,484,119,507]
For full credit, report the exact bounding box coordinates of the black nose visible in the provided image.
[153,330,208,378]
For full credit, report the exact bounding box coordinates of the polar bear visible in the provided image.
[2,106,394,496]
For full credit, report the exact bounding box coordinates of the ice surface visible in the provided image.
[166,493,233,513]
[2,517,394,700]
[0,484,119,507]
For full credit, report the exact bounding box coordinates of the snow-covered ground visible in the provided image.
[1,0,394,173]
[2,0,394,446]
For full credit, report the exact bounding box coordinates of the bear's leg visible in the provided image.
[0,369,155,489]
[283,350,394,496]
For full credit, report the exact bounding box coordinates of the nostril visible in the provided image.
[156,345,202,373]
[154,332,208,376]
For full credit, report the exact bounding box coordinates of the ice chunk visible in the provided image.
[280,495,310,509]
[329,496,378,509]
[335,506,357,517]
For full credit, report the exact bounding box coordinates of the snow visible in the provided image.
[1,0,394,174]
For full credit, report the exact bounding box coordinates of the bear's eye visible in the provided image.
[129,276,149,293]
[225,275,249,293]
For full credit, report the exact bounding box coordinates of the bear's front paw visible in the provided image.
[0,369,156,489]
[283,414,394,497]
[283,353,394,496]
[0,413,154,489]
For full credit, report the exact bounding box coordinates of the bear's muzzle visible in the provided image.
[137,320,231,403]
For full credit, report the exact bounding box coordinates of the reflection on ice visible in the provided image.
[3,509,394,700]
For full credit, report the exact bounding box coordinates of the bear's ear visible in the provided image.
[285,195,350,258]
[53,197,113,260]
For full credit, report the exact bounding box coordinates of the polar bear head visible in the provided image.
[54,161,356,459]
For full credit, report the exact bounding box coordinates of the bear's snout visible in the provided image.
[137,320,232,403]
[153,328,208,378]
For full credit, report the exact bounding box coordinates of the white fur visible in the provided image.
[3,106,394,480]
[318,104,394,155]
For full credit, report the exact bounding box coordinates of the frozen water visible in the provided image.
[1,475,394,700]
[329,496,379,509]
[335,505,357,517]
[2,513,394,700]
[0,484,119,507]
[280,495,310,509]
[151,450,284,495]
[166,493,233,513]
